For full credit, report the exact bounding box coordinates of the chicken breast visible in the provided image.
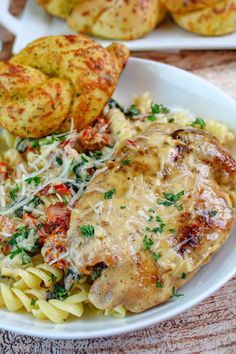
[68,124,236,313]
[0,35,129,138]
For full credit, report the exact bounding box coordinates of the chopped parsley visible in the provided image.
[209,210,217,218]
[121,159,131,166]
[30,196,42,208]
[9,225,30,247]
[152,251,161,262]
[163,191,184,203]
[126,104,140,117]
[30,299,37,306]
[108,98,124,112]
[56,156,63,166]
[148,208,155,213]
[50,274,57,282]
[169,228,176,234]
[90,150,103,159]
[151,103,170,114]
[181,272,187,280]
[81,154,89,164]
[49,284,68,300]
[168,118,175,123]
[191,117,206,129]
[31,238,40,252]
[157,191,184,210]
[171,286,184,298]
[31,139,40,149]
[156,280,163,288]
[152,223,166,234]
[10,248,31,265]
[25,176,41,186]
[80,225,95,238]
[90,263,107,281]
[143,235,153,250]
[8,184,20,201]
[104,188,116,200]
[120,205,126,209]
[148,114,157,122]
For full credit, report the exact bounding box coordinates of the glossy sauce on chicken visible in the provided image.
[68,123,236,312]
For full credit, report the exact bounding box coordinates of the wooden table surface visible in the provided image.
[0,1,236,353]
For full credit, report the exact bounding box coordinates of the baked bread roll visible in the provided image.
[38,0,166,40]
[0,35,129,138]
[163,0,236,36]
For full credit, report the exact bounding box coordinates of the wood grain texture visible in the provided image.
[0,1,236,353]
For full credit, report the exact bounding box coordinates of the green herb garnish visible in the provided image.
[169,228,176,234]
[104,188,116,200]
[31,299,37,306]
[191,117,206,129]
[25,176,41,186]
[126,104,140,117]
[9,225,30,246]
[152,223,166,234]
[151,103,170,114]
[50,274,57,282]
[108,98,124,112]
[147,114,157,122]
[10,248,31,265]
[181,272,187,280]
[51,284,68,300]
[120,206,126,209]
[81,154,89,164]
[157,191,184,210]
[209,210,217,218]
[56,157,63,166]
[156,280,163,288]
[143,235,153,250]
[171,286,184,298]
[152,252,161,262]
[8,184,20,201]
[121,159,131,166]
[80,225,95,238]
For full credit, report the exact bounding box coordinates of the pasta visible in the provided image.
[0,92,234,322]
[1,263,63,290]
[108,108,135,141]
[0,282,87,323]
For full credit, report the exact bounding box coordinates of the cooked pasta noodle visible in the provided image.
[0,282,87,323]
[1,264,63,290]
[108,108,135,141]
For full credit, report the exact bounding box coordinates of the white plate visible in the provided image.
[1,0,236,53]
[0,57,235,339]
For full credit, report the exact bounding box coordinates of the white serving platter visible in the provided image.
[0,57,235,339]
[1,0,236,53]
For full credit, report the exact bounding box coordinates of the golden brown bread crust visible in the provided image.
[164,0,236,36]
[68,124,236,312]
[38,0,166,40]
[0,35,129,138]
[162,0,218,14]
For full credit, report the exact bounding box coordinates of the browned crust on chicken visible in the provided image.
[68,124,236,312]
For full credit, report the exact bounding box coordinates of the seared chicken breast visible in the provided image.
[68,124,236,312]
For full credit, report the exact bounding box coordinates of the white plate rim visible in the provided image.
[0,57,235,339]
